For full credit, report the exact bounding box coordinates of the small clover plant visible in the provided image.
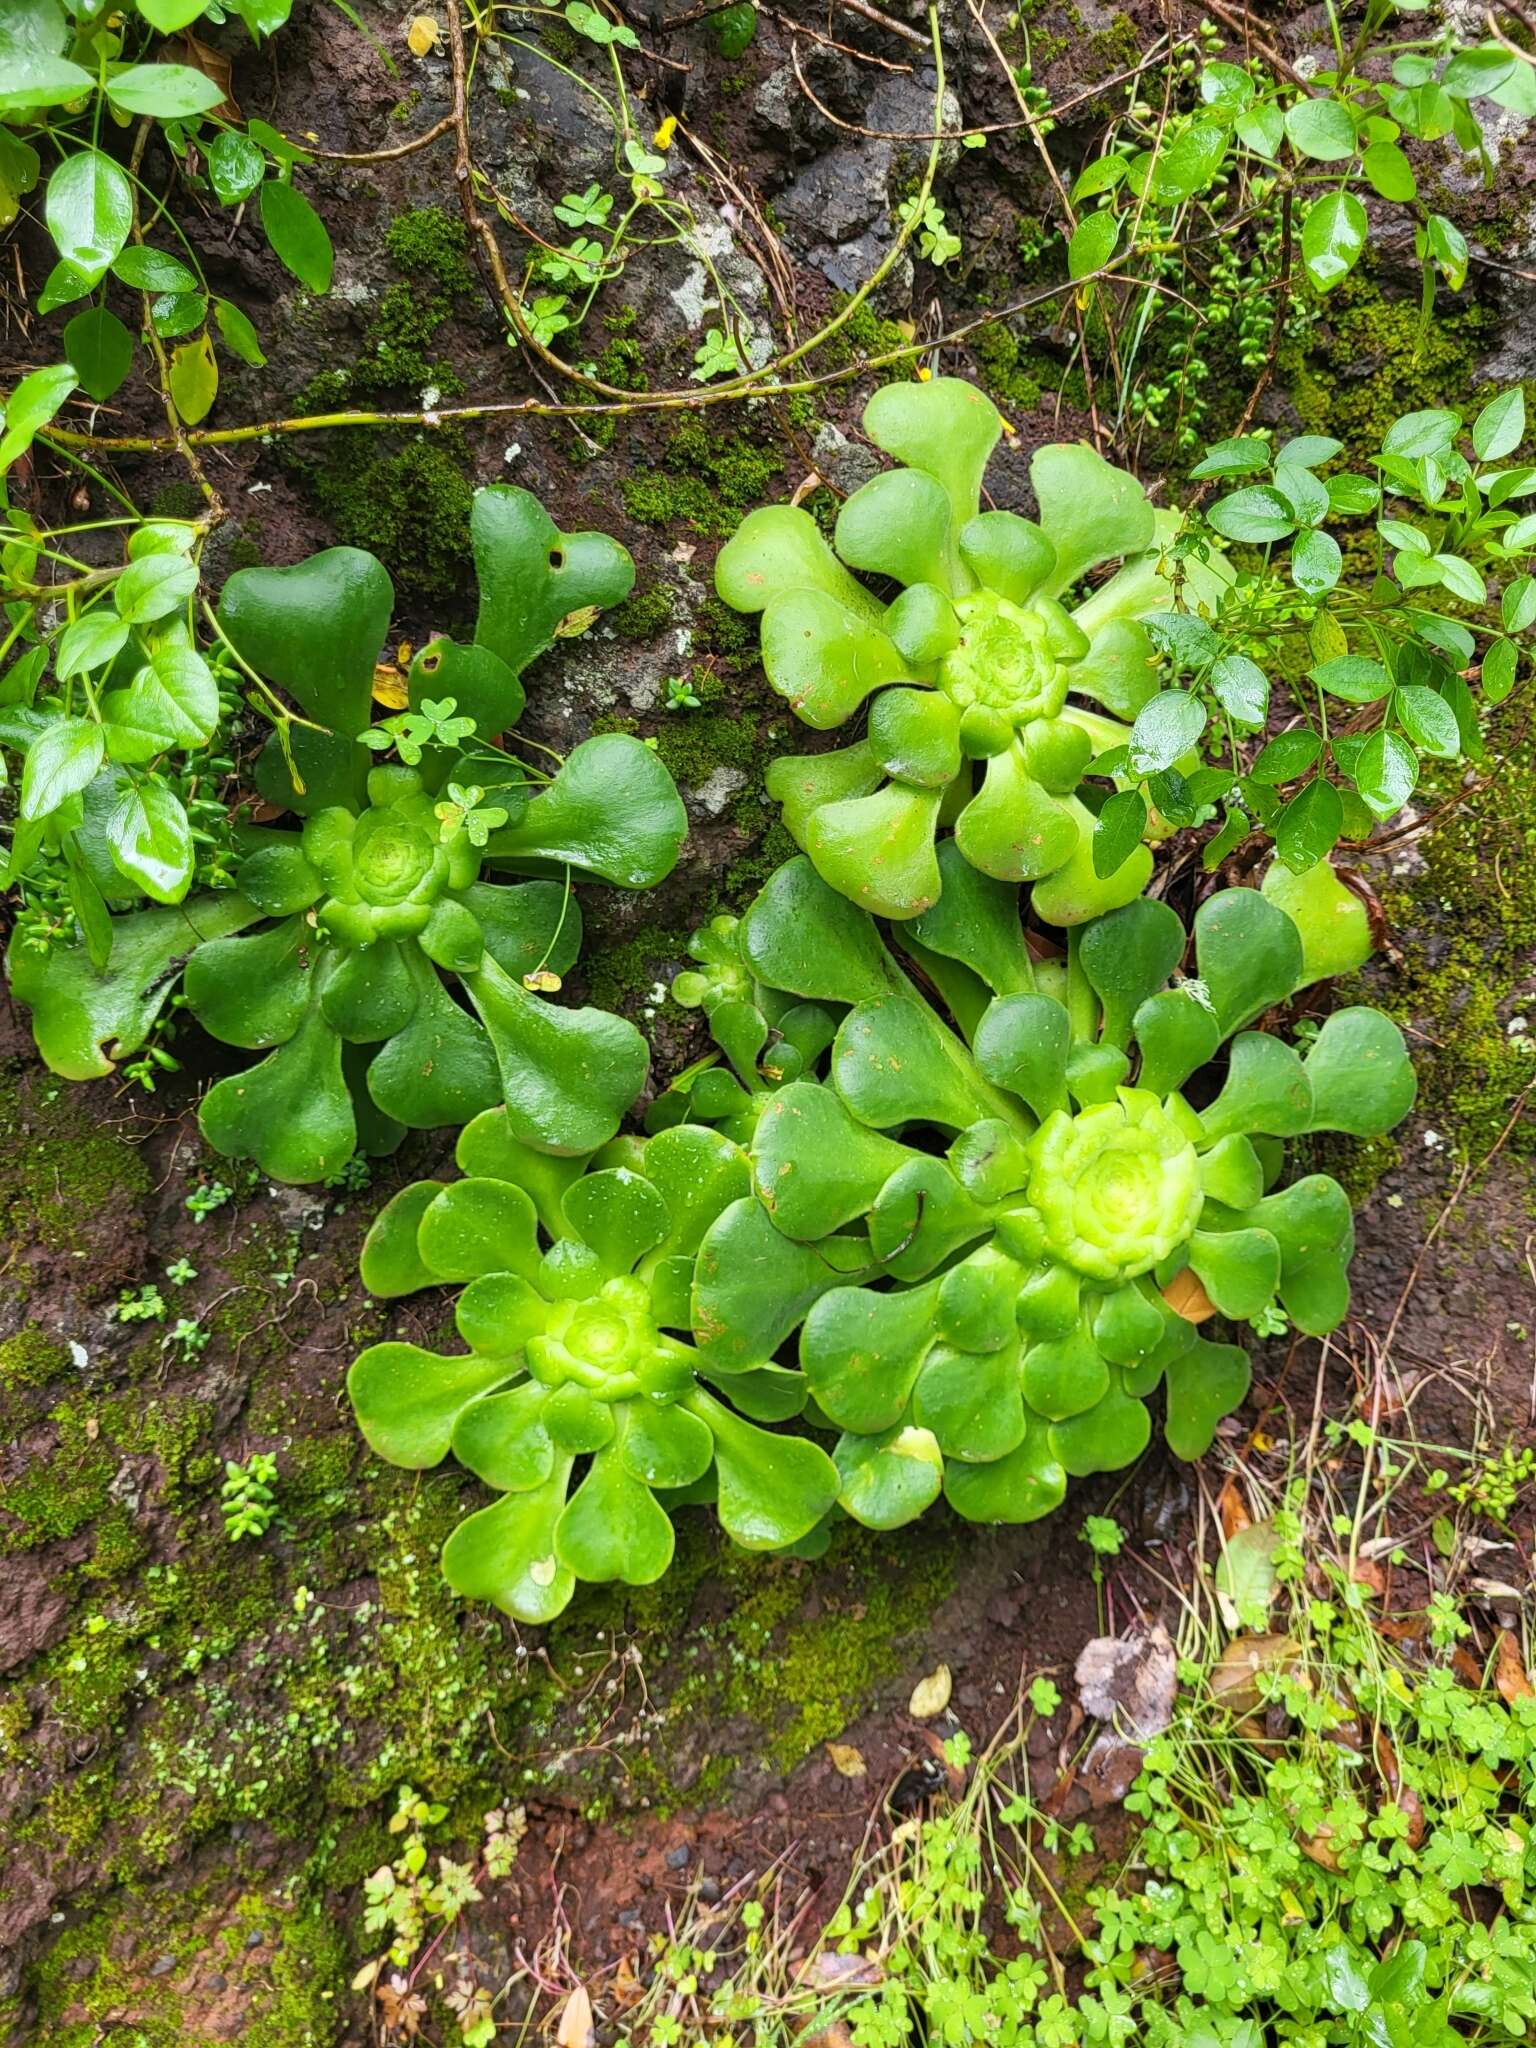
[687,853,1414,1531]
[714,376,1228,924]
[349,1113,839,1621]
[7,487,688,1183]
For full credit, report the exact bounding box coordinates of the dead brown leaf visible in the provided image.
[1075,1625,1178,1808]
[174,33,239,118]
[1209,1633,1300,1719]
[1162,1267,1216,1322]
[1216,1476,1252,1541]
[908,1664,952,1718]
[555,1984,595,2048]
[1495,1629,1534,1704]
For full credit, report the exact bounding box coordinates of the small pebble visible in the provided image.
[664,1843,691,1870]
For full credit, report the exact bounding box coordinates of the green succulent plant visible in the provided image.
[714,377,1226,924]
[688,853,1415,1530]
[7,487,689,1182]
[349,1112,842,1621]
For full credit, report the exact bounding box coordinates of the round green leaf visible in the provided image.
[1284,97,1358,162]
[258,178,334,293]
[105,62,227,118]
[1300,190,1367,291]
[62,306,133,403]
[45,150,132,283]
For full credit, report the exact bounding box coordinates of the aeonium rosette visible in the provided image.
[8,486,688,1182]
[349,1111,842,1622]
[686,854,1415,1530]
[714,376,1230,925]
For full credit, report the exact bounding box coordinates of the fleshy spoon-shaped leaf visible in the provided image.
[753,1080,911,1236]
[684,1386,840,1549]
[1304,1007,1416,1135]
[348,1341,518,1465]
[800,1277,942,1433]
[1031,443,1156,599]
[7,891,258,1079]
[905,840,1033,996]
[802,781,944,920]
[1185,1226,1282,1320]
[761,590,915,729]
[471,483,634,679]
[198,990,356,1182]
[1246,1174,1355,1335]
[1029,808,1154,927]
[1048,1374,1153,1477]
[441,1464,577,1622]
[365,963,502,1130]
[360,1179,446,1297]
[556,1437,675,1585]
[1162,1335,1251,1459]
[693,1195,870,1368]
[943,1420,1067,1523]
[1132,987,1222,1098]
[1080,897,1185,1047]
[974,993,1071,1121]
[766,743,883,852]
[455,1106,592,1234]
[958,511,1056,605]
[452,1382,557,1490]
[867,1157,992,1279]
[218,546,393,739]
[464,953,647,1156]
[408,638,526,742]
[954,745,1079,884]
[562,1167,670,1277]
[835,469,958,592]
[833,995,1018,1134]
[416,1176,543,1284]
[715,502,886,619]
[643,1122,752,1259]
[1022,1324,1112,1420]
[484,733,686,888]
[1260,858,1373,986]
[912,1336,1026,1464]
[1198,1031,1314,1141]
[741,853,899,1004]
[863,376,1003,537]
[1194,887,1304,1034]
[835,1424,945,1529]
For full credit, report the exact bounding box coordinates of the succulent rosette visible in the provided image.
[715,377,1225,924]
[9,487,689,1183]
[689,854,1415,1530]
[349,1111,841,1621]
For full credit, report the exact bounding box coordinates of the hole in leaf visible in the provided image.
[421,650,442,673]
[548,546,565,570]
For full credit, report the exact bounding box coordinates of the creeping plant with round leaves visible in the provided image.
[715,377,1227,924]
[349,1110,842,1622]
[687,854,1415,1531]
[8,487,688,1183]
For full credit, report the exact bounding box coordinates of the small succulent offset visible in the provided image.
[349,1112,840,1622]
[8,488,688,1183]
[714,377,1225,925]
[687,854,1415,1531]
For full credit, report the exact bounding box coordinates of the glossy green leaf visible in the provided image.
[259,178,334,292]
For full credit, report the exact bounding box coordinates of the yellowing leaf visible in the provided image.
[555,604,601,638]
[372,664,409,708]
[523,969,563,993]
[826,1741,866,1778]
[168,330,217,426]
[653,114,678,150]
[908,1663,952,1718]
[406,13,441,55]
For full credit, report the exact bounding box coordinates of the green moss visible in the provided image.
[581,919,691,1013]
[652,706,764,788]
[1370,708,1536,1169]
[1280,271,1494,460]
[383,207,476,295]
[297,434,474,602]
[974,320,1044,413]
[0,1064,150,1275]
[622,417,783,536]
[0,1399,114,1553]
[0,1324,69,1390]
[811,295,919,383]
[610,583,675,639]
